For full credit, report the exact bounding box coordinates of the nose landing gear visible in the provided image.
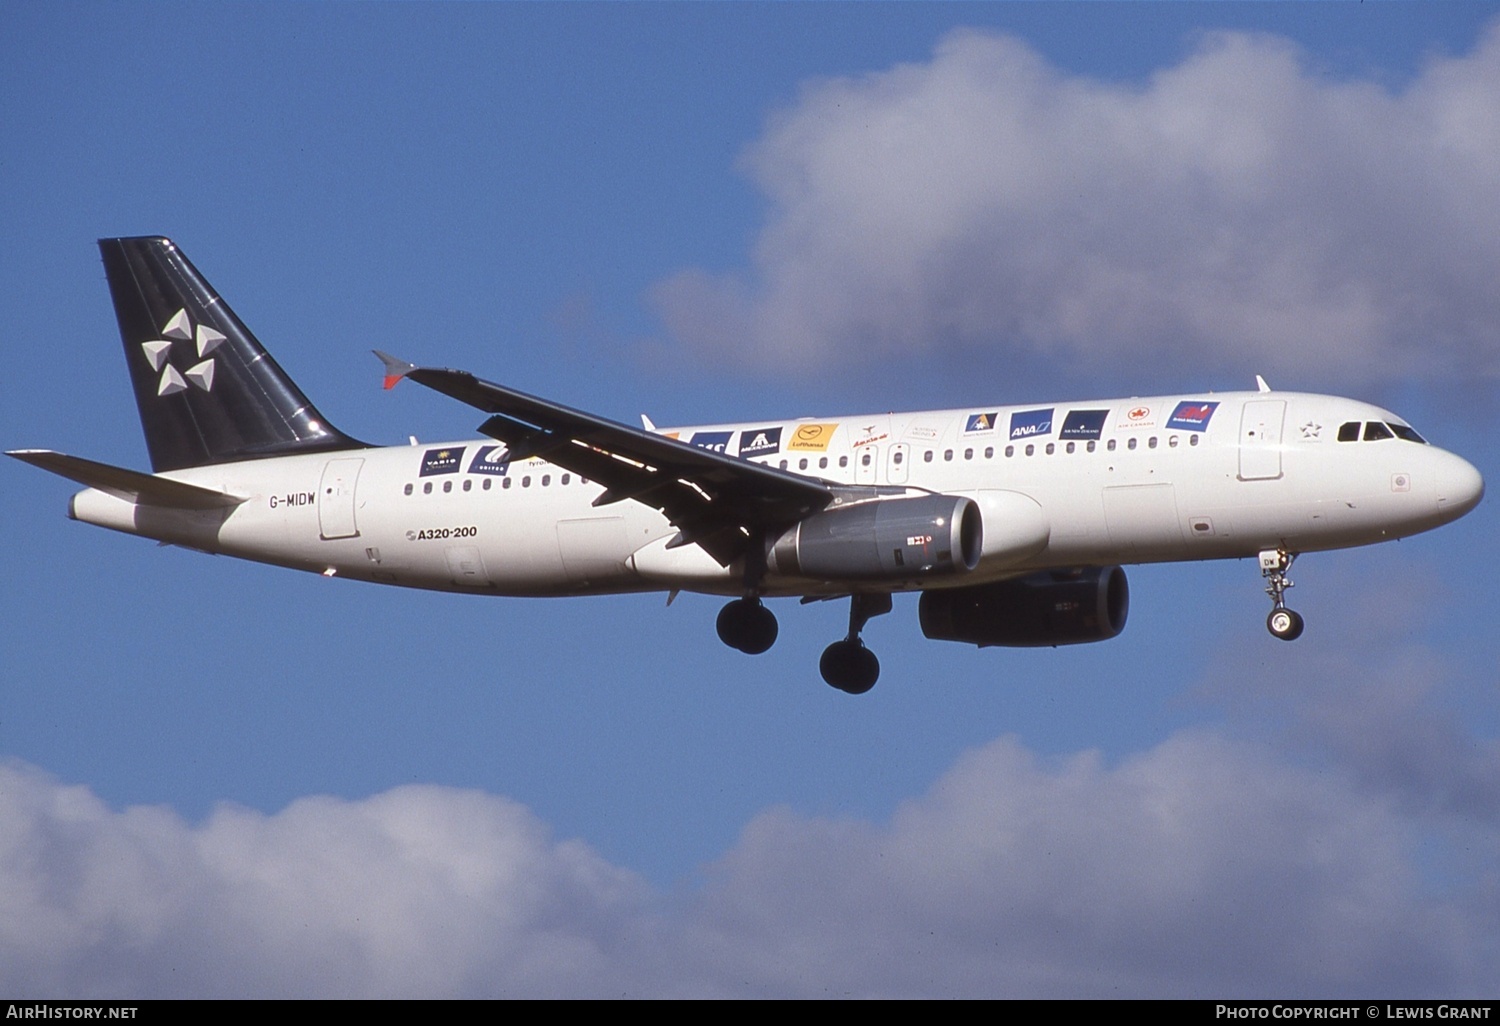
[1260,548,1304,641]
[820,592,892,694]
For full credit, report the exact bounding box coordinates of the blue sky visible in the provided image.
[3,2,1498,998]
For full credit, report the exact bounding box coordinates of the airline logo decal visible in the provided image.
[1118,406,1154,429]
[467,445,511,476]
[1166,401,1220,432]
[420,447,465,476]
[787,423,839,452]
[738,427,782,458]
[965,412,998,433]
[689,431,732,453]
[1009,408,1054,440]
[853,425,889,448]
[1059,409,1108,440]
[139,307,225,396]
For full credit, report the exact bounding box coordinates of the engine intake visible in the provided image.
[770,494,981,581]
[918,566,1129,647]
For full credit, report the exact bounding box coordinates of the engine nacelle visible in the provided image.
[769,494,982,581]
[918,566,1129,647]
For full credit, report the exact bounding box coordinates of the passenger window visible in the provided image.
[798,458,808,470]
[779,460,788,470]
[403,483,413,496]
[462,479,472,492]
[1107,439,1117,452]
[859,454,870,467]
[924,451,933,463]
[944,449,954,462]
[894,451,904,465]
[1148,436,1158,449]
[443,481,452,493]
[423,482,432,494]
[1045,443,1054,455]
[1190,435,1199,446]
[1005,445,1014,458]
[1087,440,1096,453]
[1338,422,1361,442]
[984,447,993,459]
[1066,442,1075,454]
[482,479,491,491]
[821,457,829,469]
[1025,444,1035,456]
[503,478,511,489]
[522,476,531,487]
[839,455,849,468]
[542,474,551,486]
[1364,422,1394,441]
[964,448,973,460]
[561,474,570,485]
[1127,437,1137,451]
[1169,435,1179,448]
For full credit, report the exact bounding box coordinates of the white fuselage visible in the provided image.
[67,390,1483,598]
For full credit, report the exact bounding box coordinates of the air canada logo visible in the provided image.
[140,308,226,396]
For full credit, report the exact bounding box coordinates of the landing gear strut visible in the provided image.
[820,593,892,694]
[1260,548,1304,641]
[716,533,779,655]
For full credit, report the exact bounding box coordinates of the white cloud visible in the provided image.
[652,23,1500,385]
[3,715,1496,996]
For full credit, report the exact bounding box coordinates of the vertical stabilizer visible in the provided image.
[99,236,363,472]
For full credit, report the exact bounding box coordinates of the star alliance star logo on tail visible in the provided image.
[139,307,224,396]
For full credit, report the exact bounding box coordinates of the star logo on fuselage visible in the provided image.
[1300,421,1322,439]
[139,308,224,396]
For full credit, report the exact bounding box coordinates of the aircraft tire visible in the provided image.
[820,639,879,694]
[1267,608,1305,641]
[718,598,778,654]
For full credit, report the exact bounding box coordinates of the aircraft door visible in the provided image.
[887,443,910,485]
[318,457,364,539]
[1239,400,1286,481]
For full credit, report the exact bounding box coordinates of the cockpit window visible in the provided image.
[1337,422,1360,442]
[1363,422,1394,441]
[1387,423,1426,444]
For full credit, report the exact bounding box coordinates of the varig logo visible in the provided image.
[140,308,225,396]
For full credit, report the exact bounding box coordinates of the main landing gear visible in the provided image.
[716,596,779,654]
[1260,548,1305,641]
[820,593,892,695]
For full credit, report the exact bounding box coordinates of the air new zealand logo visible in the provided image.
[139,308,225,396]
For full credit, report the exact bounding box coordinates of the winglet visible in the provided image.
[1255,374,1272,393]
[373,350,417,391]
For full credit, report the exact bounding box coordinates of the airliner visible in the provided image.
[9,238,1485,693]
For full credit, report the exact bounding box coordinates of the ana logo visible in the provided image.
[140,308,225,396]
[1009,408,1054,440]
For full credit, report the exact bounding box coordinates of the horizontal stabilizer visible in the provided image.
[6,450,247,509]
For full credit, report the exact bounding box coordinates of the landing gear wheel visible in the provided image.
[716,598,778,654]
[820,639,880,694]
[1267,607,1304,641]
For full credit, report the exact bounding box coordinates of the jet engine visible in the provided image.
[918,566,1129,647]
[768,494,982,581]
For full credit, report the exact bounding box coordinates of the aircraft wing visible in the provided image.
[375,353,834,565]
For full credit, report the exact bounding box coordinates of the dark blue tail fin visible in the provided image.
[100,237,364,472]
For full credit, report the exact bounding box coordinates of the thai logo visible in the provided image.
[139,308,224,396]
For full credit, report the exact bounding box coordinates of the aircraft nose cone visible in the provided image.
[1436,452,1484,520]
